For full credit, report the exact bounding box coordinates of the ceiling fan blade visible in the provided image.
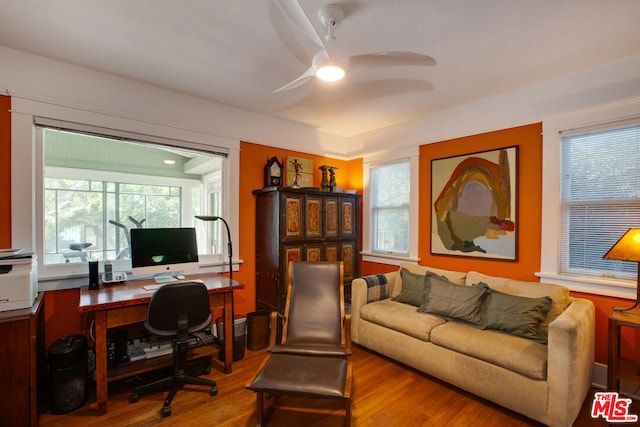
[274,66,316,93]
[277,0,325,49]
[349,52,437,68]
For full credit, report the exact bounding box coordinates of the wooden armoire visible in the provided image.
[253,187,361,313]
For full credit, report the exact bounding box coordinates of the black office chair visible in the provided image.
[129,281,218,417]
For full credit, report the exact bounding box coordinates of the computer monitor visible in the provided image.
[130,227,199,280]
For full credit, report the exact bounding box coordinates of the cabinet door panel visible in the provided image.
[325,244,339,262]
[341,198,356,237]
[305,244,323,262]
[324,198,339,238]
[341,242,356,281]
[283,195,304,240]
[305,197,323,238]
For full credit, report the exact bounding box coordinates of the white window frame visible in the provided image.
[11,96,241,291]
[539,97,640,299]
[362,146,420,265]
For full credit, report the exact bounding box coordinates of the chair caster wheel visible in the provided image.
[129,394,140,403]
[210,385,218,396]
[162,406,171,417]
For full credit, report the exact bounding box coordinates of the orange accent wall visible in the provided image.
[417,123,542,280]
[0,95,10,248]
[236,141,362,316]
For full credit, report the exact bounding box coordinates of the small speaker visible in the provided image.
[88,260,99,290]
[48,335,88,414]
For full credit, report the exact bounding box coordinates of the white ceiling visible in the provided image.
[0,0,639,138]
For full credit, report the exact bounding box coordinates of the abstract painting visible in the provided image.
[431,146,518,260]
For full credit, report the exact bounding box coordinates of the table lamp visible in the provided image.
[603,228,640,311]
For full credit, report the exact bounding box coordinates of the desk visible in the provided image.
[78,274,242,414]
[608,308,640,391]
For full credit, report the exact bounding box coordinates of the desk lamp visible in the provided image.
[195,215,233,280]
[195,215,237,359]
[603,228,640,311]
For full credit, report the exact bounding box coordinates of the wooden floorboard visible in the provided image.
[38,344,638,426]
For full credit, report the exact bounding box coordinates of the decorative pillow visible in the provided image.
[480,287,553,343]
[391,268,427,306]
[391,262,467,297]
[362,274,389,303]
[418,274,489,325]
[465,271,570,334]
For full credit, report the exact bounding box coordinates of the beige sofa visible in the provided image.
[351,263,595,427]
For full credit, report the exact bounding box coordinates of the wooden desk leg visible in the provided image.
[608,317,620,391]
[223,292,233,373]
[93,310,108,414]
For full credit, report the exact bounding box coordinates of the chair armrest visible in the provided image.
[268,311,284,349]
[344,313,352,355]
[546,298,595,427]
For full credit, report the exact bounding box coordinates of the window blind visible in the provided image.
[560,119,640,278]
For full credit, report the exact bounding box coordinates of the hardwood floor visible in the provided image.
[38,345,635,426]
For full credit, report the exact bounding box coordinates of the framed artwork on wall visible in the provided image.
[431,146,518,260]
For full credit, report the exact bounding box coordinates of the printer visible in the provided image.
[0,253,38,312]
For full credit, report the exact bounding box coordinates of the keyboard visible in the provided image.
[142,279,204,292]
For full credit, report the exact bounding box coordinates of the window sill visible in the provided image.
[536,272,636,300]
[361,252,419,266]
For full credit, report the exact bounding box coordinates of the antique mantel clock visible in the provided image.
[264,156,284,187]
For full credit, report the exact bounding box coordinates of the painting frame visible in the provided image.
[430,146,518,261]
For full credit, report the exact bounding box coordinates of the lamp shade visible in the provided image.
[603,228,640,262]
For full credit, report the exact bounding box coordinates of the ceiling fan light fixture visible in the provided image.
[316,64,345,81]
[312,48,348,82]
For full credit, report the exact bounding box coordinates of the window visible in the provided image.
[560,120,640,280]
[37,124,227,277]
[370,159,411,255]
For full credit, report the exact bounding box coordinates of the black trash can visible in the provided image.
[247,311,270,351]
[48,334,88,414]
[215,314,247,361]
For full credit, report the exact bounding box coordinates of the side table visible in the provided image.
[608,308,640,391]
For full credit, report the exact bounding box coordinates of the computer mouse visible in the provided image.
[176,275,185,280]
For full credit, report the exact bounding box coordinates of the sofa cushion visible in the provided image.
[391,262,467,298]
[418,274,489,325]
[481,288,553,343]
[466,271,570,334]
[360,299,446,341]
[392,268,427,306]
[361,273,390,303]
[430,321,548,380]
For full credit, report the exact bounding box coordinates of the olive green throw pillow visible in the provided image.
[391,268,427,306]
[418,274,489,325]
[481,287,553,343]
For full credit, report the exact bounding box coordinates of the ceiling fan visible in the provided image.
[274,1,436,93]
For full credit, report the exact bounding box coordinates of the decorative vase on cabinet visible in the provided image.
[253,187,361,313]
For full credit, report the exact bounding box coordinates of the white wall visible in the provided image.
[0,46,348,158]
[2,45,639,160]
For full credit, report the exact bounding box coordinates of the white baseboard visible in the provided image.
[593,362,640,400]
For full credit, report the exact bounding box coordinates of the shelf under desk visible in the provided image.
[78,273,242,414]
